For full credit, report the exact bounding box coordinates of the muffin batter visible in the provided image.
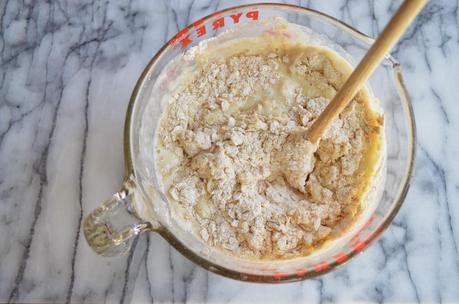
[155,35,384,259]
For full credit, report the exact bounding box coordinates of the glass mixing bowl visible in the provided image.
[83,3,415,282]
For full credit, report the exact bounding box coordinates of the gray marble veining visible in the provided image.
[1,0,458,303]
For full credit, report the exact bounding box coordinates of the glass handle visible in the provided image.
[83,181,152,256]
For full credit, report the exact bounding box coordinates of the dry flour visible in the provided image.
[155,38,383,259]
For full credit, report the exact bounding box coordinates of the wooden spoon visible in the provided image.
[282,0,427,193]
[306,0,427,143]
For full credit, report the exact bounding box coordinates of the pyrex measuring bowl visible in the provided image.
[83,3,415,282]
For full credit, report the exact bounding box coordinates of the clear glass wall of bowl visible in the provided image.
[126,4,414,282]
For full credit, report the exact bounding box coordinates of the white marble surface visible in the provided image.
[1,0,458,303]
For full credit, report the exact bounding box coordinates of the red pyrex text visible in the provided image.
[169,10,260,49]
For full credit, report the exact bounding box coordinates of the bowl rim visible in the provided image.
[122,3,416,283]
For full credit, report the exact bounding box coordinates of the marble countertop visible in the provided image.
[1,0,458,303]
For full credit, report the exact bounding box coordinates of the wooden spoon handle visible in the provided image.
[306,0,427,143]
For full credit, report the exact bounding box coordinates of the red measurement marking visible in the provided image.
[246,10,259,20]
[180,35,192,49]
[230,12,243,23]
[192,19,206,38]
[176,27,189,39]
[196,26,206,37]
[296,269,307,277]
[314,262,330,272]
[170,27,190,47]
[334,252,349,264]
[273,272,287,280]
[352,240,366,252]
[212,17,225,30]
[192,19,204,28]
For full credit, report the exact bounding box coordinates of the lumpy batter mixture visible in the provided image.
[155,34,384,260]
